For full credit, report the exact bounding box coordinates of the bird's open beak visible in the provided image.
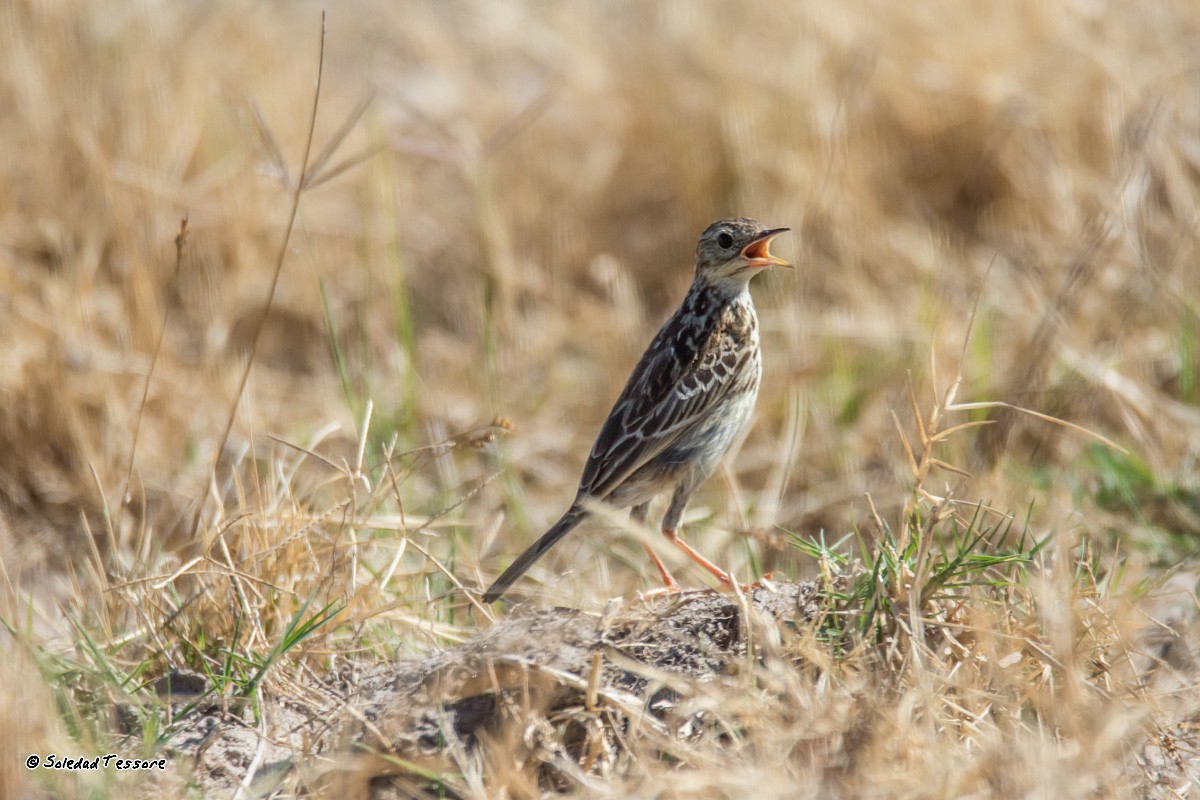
[740,227,792,269]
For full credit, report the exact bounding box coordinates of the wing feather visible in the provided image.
[576,286,752,500]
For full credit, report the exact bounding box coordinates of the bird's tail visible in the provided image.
[481,507,587,603]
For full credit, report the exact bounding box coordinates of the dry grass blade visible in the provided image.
[244,96,292,188]
[304,93,375,187]
[929,419,995,443]
[264,433,345,474]
[118,215,188,526]
[5,3,1200,798]
[927,457,974,479]
[193,14,329,540]
[404,537,495,623]
[301,142,387,192]
[947,400,1129,453]
[891,409,920,479]
[482,87,554,157]
[585,651,602,712]
[909,373,929,446]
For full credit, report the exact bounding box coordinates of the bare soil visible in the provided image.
[160,582,821,798]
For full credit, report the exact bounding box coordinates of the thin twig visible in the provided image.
[119,216,188,534]
[191,14,328,541]
[406,537,495,623]
[947,400,1128,453]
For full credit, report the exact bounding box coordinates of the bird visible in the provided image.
[481,217,791,603]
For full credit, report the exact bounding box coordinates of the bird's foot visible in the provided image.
[662,529,768,594]
[642,543,681,592]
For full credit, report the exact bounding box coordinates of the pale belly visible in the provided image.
[607,382,760,509]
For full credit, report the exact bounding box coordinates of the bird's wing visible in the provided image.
[577,288,752,500]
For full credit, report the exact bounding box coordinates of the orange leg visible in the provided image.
[643,543,680,591]
[658,487,758,592]
[632,503,681,592]
[662,528,738,588]
[663,529,773,593]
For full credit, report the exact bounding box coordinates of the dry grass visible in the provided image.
[3,0,1200,797]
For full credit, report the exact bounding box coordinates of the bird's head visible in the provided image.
[694,217,791,288]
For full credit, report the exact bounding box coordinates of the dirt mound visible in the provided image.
[160,581,820,798]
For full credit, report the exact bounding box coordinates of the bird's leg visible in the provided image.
[632,503,679,591]
[661,529,737,588]
[661,484,744,591]
[642,545,681,591]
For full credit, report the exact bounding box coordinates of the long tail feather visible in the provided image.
[481,508,587,602]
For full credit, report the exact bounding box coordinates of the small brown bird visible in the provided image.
[482,218,790,602]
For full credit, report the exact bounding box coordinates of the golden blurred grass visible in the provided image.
[3,0,1200,796]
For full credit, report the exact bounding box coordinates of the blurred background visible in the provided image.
[2,0,1199,639]
[6,1,1200,795]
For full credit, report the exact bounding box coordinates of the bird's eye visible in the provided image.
[717,232,734,249]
